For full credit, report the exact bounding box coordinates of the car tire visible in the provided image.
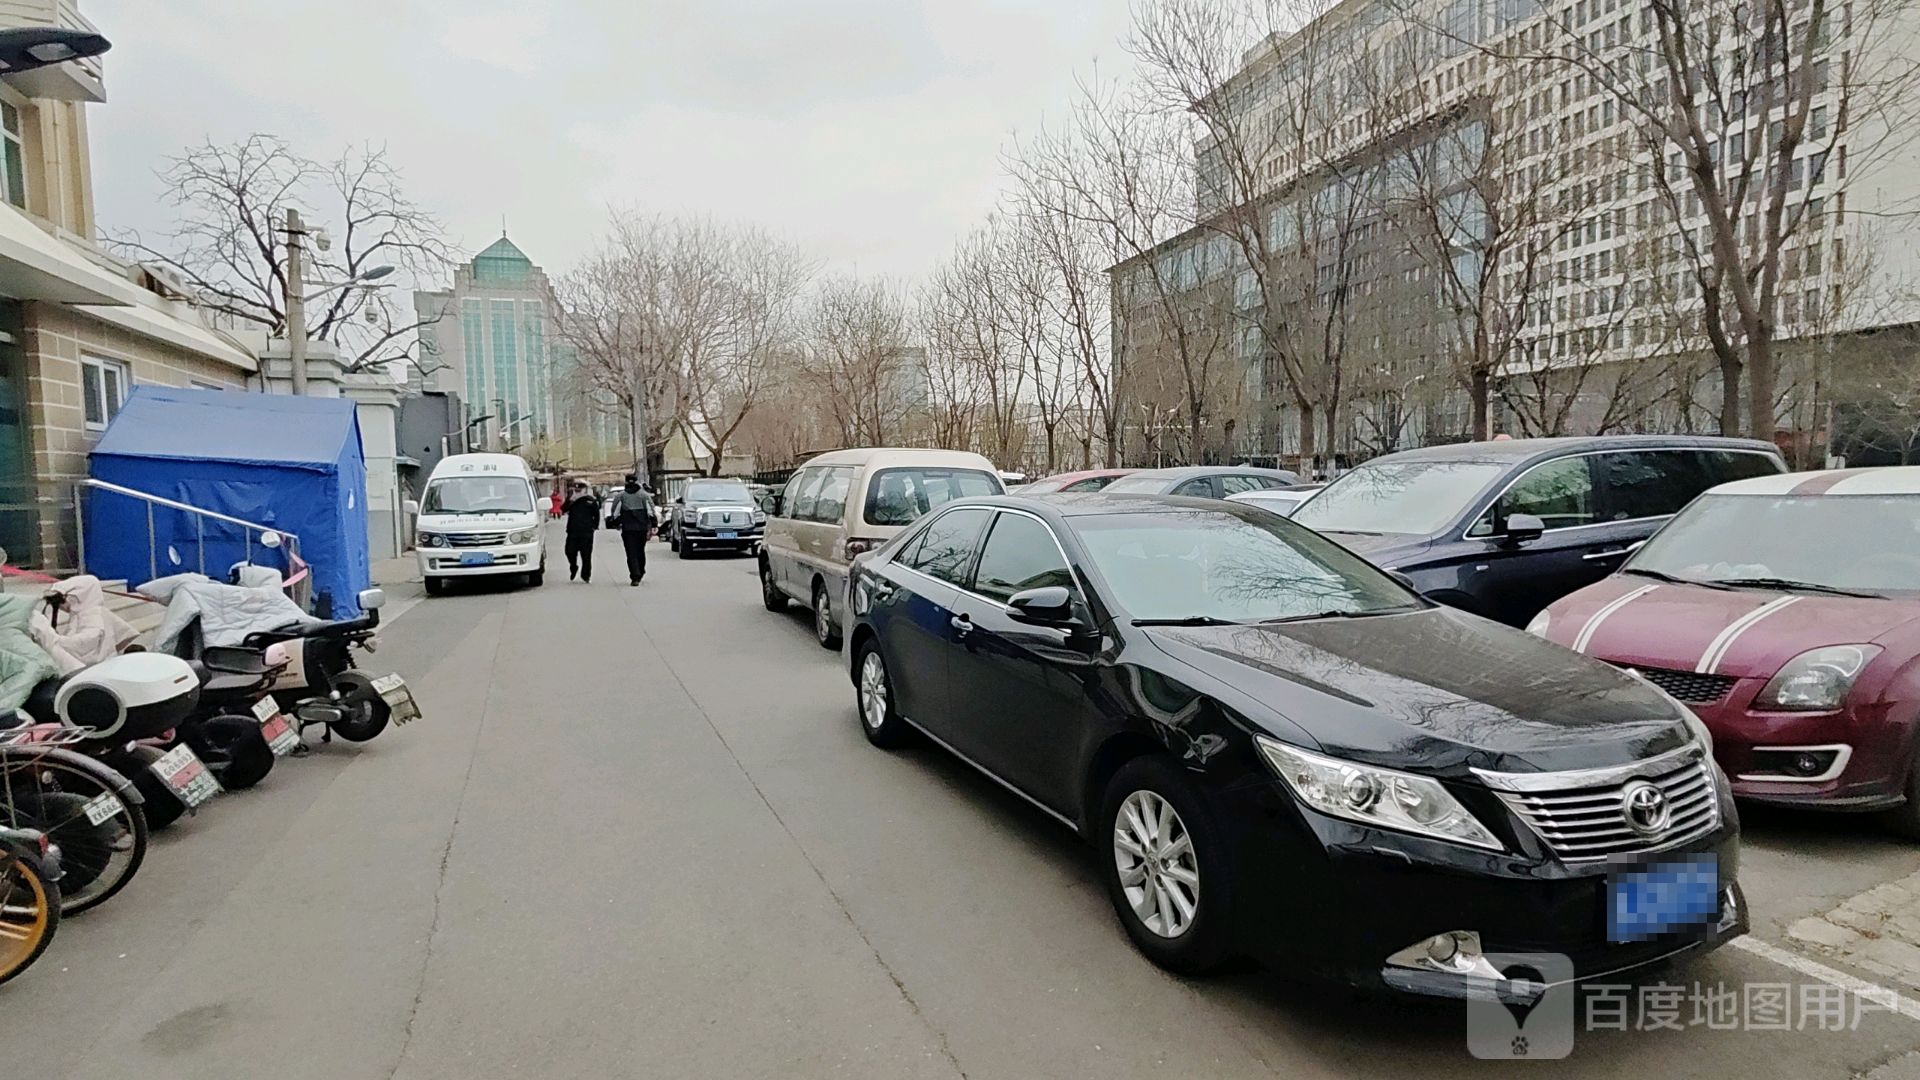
[669,531,680,553]
[677,540,692,560]
[812,581,842,650]
[528,565,545,587]
[760,560,788,613]
[1097,756,1236,976]
[424,576,445,597]
[854,641,911,748]
[1888,759,1920,840]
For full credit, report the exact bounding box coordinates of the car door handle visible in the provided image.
[950,614,974,635]
[1583,548,1629,561]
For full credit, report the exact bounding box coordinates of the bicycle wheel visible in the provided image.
[0,748,148,915]
[0,841,58,986]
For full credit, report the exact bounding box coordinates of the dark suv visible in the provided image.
[1291,436,1785,626]
[669,478,766,558]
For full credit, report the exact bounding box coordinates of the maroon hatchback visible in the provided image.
[1534,467,1920,832]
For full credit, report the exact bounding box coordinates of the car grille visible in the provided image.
[1483,750,1722,862]
[447,532,507,547]
[1630,666,1738,704]
[697,508,753,528]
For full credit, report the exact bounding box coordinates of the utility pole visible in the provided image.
[286,208,308,394]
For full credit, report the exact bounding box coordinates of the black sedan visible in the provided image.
[844,494,1745,998]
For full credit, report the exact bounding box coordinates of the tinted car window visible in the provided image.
[903,507,991,586]
[972,513,1076,602]
[811,467,853,524]
[1481,456,1597,533]
[865,468,1001,526]
[1103,474,1172,494]
[787,468,827,520]
[1598,450,1709,521]
[1172,478,1214,497]
[1293,460,1509,535]
[1219,474,1278,494]
[1702,450,1785,485]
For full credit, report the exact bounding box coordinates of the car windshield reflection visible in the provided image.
[1074,510,1417,623]
[1292,460,1508,535]
[1629,493,1920,595]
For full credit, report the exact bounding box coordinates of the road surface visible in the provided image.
[7,526,1920,1079]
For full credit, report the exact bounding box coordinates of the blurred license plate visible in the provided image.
[1608,856,1720,942]
[371,673,421,725]
[83,792,124,826]
[717,531,738,539]
[151,745,221,808]
[459,552,495,566]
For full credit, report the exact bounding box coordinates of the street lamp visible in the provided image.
[303,264,395,302]
[0,27,110,73]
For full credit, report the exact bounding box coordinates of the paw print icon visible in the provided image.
[1511,1036,1530,1057]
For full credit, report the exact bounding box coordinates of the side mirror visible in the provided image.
[1501,513,1546,545]
[1387,570,1419,593]
[403,499,420,516]
[358,587,387,611]
[1007,585,1078,627]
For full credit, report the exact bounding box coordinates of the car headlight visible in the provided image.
[681,509,697,522]
[753,510,767,524]
[1255,736,1503,851]
[508,528,537,545]
[1525,609,1551,637]
[418,532,447,548]
[1755,645,1881,711]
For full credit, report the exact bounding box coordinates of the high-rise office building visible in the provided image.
[415,233,556,445]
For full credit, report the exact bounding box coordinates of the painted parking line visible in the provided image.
[1731,936,1920,1023]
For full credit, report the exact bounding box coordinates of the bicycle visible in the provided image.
[0,825,59,986]
[0,726,149,915]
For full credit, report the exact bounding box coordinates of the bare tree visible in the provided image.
[109,135,454,373]
[804,277,917,447]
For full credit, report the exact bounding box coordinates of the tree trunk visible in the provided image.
[1470,365,1492,441]
[1746,335,1777,447]
[1296,399,1316,462]
[1719,362,1743,437]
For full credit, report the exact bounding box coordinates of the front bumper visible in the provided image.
[1221,779,1745,998]
[680,524,763,545]
[418,540,544,577]
[1693,682,1916,809]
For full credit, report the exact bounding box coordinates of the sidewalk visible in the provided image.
[371,555,419,587]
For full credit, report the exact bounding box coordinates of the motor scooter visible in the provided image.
[245,588,420,743]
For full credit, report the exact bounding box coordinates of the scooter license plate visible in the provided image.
[151,745,221,808]
[83,791,125,826]
[371,673,421,725]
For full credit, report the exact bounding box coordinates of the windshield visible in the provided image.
[685,480,753,504]
[1629,493,1920,594]
[422,476,533,515]
[1292,459,1508,535]
[1101,474,1173,494]
[1074,509,1417,622]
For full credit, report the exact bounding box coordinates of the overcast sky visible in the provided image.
[88,0,1138,290]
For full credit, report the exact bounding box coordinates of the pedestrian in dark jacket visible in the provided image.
[609,477,654,586]
[561,481,601,582]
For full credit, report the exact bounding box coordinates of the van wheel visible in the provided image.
[812,581,841,650]
[424,576,445,597]
[761,560,788,612]
[528,565,545,587]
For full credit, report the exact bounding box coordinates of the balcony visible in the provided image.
[0,0,105,102]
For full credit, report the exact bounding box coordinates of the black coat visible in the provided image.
[563,494,602,535]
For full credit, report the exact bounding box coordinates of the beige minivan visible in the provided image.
[760,448,1002,648]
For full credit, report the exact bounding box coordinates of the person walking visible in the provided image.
[609,475,655,586]
[561,480,601,582]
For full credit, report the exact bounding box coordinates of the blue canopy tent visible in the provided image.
[86,387,372,617]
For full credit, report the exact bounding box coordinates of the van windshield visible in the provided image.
[864,468,1001,526]
[423,476,533,515]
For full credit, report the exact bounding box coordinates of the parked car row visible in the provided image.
[745,437,1920,1003]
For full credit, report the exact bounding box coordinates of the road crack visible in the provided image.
[384,611,508,1080]
[630,614,971,1080]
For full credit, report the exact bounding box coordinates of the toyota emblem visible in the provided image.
[1620,780,1671,836]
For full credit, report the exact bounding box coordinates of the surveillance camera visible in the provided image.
[313,228,332,252]
[364,306,381,325]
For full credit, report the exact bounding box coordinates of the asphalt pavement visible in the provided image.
[6,524,1920,1079]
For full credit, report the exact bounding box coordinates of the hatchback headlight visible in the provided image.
[418,532,447,548]
[1755,645,1881,711]
[508,528,537,545]
[1256,737,1503,851]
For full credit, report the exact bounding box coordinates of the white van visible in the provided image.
[760,448,1002,648]
[410,453,548,595]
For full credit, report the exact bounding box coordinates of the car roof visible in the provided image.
[1357,434,1779,466]
[964,492,1247,518]
[1113,465,1298,480]
[1707,465,1920,497]
[1034,468,1131,483]
[798,447,999,471]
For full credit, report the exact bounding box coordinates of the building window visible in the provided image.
[82,357,130,429]
[1,102,24,209]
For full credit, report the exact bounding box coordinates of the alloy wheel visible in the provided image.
[859,652,888,731]
[1113,790,1200,939]
[814,588,833,641]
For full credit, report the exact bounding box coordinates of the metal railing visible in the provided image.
[74,479,310,609]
